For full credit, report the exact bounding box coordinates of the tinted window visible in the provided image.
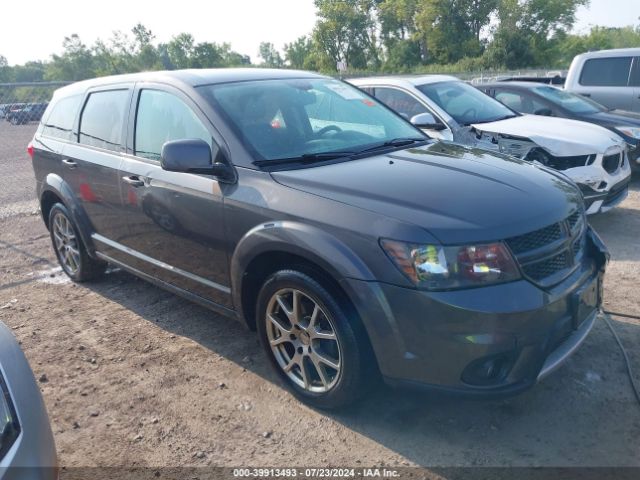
[79,90,129,151]
[373,87,429,120]
[495,90,547,114]
[135,90,213,161]
[42,95,82,140]
[533,86,604,114]
[579,57,632,87]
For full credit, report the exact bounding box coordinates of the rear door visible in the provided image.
[116,84,232,307]
[577,56,635,111]
[61,86,133,262]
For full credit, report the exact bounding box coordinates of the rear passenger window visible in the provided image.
[79,90,129,152]
[579,57,632,87]
[134,90,214,161]
[42,95,82,141]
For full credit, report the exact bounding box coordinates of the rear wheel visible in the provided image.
[48,203,106,282]
[257,270,372,409]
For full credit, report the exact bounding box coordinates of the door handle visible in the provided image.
[62,158,77,169]
[581,93,591,97]
[122,175,145,187]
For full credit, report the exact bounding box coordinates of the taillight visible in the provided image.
[27,142,34,159]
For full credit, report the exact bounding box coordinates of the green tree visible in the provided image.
[45,34,96,80]
[312,0,379,71]
[284,36,313,69]
[167,33,196,69]
[258,42,284,67]
[484,0,588,68]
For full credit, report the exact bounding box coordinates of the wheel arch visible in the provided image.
[39,173,97,256]
[230,221,376,331]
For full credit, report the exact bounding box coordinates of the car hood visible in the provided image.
[271,142,582,244]
[582,109,640,128]
[471,114,625,156]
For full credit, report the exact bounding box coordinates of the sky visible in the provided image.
[1,0,639,66]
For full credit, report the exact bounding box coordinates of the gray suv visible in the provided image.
[30,69,608,408]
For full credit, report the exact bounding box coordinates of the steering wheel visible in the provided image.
[316,125,342,137]
[460,108,477,121]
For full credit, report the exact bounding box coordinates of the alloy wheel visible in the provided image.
[52,212,81,275]
[266,288,342,393]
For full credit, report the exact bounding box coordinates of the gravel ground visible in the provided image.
[0,122,639,471]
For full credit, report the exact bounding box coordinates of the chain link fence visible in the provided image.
[0,82,70,219]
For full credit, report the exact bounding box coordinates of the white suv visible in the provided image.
[350,75,632,215]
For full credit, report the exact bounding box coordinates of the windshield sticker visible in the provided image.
[325,82,365,100]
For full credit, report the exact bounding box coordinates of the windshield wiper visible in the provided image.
[353,137,428,155]
[254,150,356,167]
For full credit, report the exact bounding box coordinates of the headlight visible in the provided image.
[0,371,20,460]
[614,126,640,139]
[380,239,521,290]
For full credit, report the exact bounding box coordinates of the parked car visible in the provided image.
[0,321,57,480]
[31,69,608,408]
[6,103,48,125]
[479,81,640,172]
[350,75,631,214]
[565,48,640,112]
[0,104,13,119]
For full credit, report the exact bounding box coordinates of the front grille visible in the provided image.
[567,211,582,232]
[506,223,562,255]
[546,154,594,170]
[505,210,586,287]
[602,152,622,174]
[522,251,570,281]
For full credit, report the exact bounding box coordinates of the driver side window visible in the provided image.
[135,89,217,161]
[373,87,429,120]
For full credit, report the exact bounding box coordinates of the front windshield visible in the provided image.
[533,86,604,114]
[416,81,515,125]
[200,78,424,162]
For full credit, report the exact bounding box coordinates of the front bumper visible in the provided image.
[341,228,608,397]
[582,176,631,214]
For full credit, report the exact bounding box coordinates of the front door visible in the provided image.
[117,86,232,307]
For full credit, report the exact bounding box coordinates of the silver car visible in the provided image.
[0,321,57,480]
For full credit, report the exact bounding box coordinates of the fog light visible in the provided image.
[461,353,515,386]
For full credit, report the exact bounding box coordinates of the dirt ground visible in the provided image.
[0,122,639,471]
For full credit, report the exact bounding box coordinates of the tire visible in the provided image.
[256,269,373,409]
[48,203,106,282]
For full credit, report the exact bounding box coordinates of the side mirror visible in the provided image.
[161,139,232,179]
[534,108,553,116]
[411,112,446,131]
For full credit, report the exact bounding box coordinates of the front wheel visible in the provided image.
[48,203,106,282]
[257,270,373,409]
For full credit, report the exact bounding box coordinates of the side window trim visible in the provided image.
[77,85,133,154]
[630,57,640,87]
